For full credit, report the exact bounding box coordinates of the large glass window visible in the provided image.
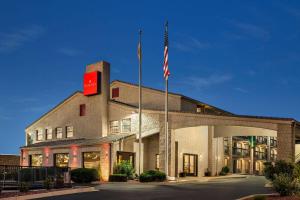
[54,153,69,167]
[45,128,52,140]
[110,121,119,134]
[121,118,131,133]
[36,130,43,141]
[66,126,74,138]
[29,154,43,166]
[83,152,100,169]
[56,127,63,139]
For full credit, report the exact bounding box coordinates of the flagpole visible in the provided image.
[164,22,169,177]
[138,29,142,175]
[165,77,169,176]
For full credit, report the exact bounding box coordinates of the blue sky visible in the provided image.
[1,0,300,154]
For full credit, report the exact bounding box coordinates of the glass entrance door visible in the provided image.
[183,154,198,176]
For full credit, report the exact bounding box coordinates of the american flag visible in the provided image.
[163,22,170,80]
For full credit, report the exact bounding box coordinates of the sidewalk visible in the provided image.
[1,187,96,200]
[170,174,249,184]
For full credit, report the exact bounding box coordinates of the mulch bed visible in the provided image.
[0,188,71,199]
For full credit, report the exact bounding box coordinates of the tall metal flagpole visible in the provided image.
[138,30,142,175]
[164,22,169,177]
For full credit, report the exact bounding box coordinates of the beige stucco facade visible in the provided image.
[20,61,300,181]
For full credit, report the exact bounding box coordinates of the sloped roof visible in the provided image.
[21,133,134,149]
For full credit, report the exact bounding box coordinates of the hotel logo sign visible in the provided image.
[83,71,101,96]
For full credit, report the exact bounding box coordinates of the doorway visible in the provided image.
[183,153,198,176]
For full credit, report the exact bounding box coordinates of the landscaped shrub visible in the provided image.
[139,170,166,182]
[71,168,99,183]
[264,160,295,181]
[19,182,30,192]
[109,174,127,182]
[179,172,186,177]
[114,161,135,179]
[43,177,54,190]
[204,168,211,176]
[272,173,298,196]
[219,166,230,176]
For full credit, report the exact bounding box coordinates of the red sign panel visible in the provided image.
[83,71,101,96]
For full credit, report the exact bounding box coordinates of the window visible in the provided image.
[83,152,100,169]
[54,153,69,167]
[121,118,131,133]
[110,121,119,134]
[117,151,135,166]
[66,126,74,138]
[27,133,33,145]
[45,128,52,140]
[196,105,205,113]
[80,104,86,116]
[56,127,63,139]
[29,154,43,166]
[36,130,43,141]
[155,154,160,170]
[112,88,119,98]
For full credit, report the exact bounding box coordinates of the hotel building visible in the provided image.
[20,61,300,180]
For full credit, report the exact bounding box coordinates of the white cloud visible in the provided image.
[227,20,269,40]
[234,87,249,93]
[58,47,82,56]
[184,74,232,88]
[173,36,211,52]
[0,25,44,53]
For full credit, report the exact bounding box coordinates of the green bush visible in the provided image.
[114,161,135,179]
[221,166,230,174]
[264,160,295,181]
[204,168,211,176]
[44,177,54,190]
[109,174,127,182]
[71,168,99,183]
[139,170,166,182]
[272,173,298,196]
[19,182,30,192]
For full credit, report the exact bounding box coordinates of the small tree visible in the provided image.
[114,161,135,179]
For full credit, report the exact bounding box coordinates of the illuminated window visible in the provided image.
[66,126,74,138]
[155,154,160,170]
[121,118,131,133]
[117,151,135,166]
[56,127,63,139]
[80,104,86,116]
[54,153,69,167]
[36,130,43,141]
[29,154,43,166]
[83,152,100,169]
[46,128,52,140]
[112,88,119,98]
[110,121,119,134]
[27,133,33,145]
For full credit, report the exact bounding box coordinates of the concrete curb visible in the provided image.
[237,193,278,200]
[2,187,96,200]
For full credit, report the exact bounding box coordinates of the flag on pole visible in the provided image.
[138,36,142,61]
[163,22,170,79]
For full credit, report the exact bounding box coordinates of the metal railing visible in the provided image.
[232,148,250,157]
[0,165,71,190]
[255,151,267,160]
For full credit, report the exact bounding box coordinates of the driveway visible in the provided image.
[36,176,274,200]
